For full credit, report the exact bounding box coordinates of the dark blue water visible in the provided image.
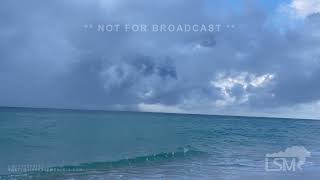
[0,107,319,179]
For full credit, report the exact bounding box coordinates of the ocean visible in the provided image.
[0,107,319,180]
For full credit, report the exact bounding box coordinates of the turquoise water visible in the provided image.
[0,107,320,179]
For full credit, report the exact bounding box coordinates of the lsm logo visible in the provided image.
[265,146,311,172]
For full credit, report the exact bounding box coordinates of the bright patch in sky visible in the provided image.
[211,72,275,107]
[280,0,320,18]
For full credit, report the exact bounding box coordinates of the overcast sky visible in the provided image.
[1,0,320,119]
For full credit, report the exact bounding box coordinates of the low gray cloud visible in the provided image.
[0,0,320,119]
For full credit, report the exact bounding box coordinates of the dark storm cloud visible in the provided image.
[0,0,320,118]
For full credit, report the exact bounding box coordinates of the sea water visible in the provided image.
[0,107,319,179]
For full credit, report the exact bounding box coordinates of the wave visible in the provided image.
[3,148,206,178]
[57,149,206,171]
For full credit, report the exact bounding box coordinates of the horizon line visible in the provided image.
[0,105,319,121]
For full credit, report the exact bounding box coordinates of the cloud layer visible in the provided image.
[1,0,320,119]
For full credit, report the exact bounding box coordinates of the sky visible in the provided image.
[1,0,320,119]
